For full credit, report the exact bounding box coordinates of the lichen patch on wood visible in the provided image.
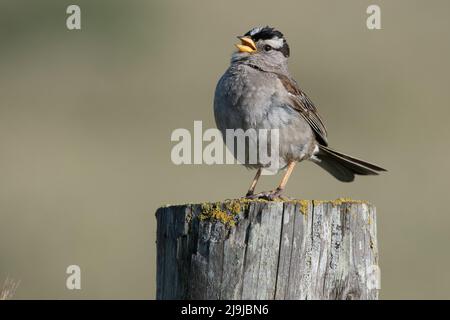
[199,201,242,227]
[156,199,379,300]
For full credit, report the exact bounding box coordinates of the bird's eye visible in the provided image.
[264,45,272,52]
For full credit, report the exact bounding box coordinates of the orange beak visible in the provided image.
[235,36,257,53]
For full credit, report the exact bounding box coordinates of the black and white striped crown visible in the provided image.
[243,26,290,57]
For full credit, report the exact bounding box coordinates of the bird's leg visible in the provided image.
[267,161,296,200]
[277,161,296,192]
[245,168,262,197]
[247,161,296,200]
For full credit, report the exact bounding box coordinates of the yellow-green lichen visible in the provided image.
[199,198,287,227]
[225,200,242,215]
[160,198,371,224]
[313,198,369,208]
[298,200,309,215]
[199,200,248,227]
[285,199,309,215]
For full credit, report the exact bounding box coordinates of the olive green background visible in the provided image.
[1,0,449,299]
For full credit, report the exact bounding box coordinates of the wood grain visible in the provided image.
[156,199,379,300]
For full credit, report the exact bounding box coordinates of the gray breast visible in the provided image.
[214,64,315,171]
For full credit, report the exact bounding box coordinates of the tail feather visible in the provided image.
[313,145,387,182]
[319,145,387,172]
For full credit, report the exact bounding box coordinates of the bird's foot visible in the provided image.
[245,190,254,198]
[245,188,289,201]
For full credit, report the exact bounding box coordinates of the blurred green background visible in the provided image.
[1,0,449,299]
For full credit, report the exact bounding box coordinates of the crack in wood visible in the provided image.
[156,199,379,300]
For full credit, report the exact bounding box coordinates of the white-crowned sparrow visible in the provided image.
[214,26,386,200]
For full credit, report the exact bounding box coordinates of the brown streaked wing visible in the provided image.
[276,73,329,146]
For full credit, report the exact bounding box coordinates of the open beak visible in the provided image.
[235,36,257,53]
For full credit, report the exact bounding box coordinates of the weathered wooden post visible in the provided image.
[156,198,379,300]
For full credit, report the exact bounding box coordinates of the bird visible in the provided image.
[214,26,386,200]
